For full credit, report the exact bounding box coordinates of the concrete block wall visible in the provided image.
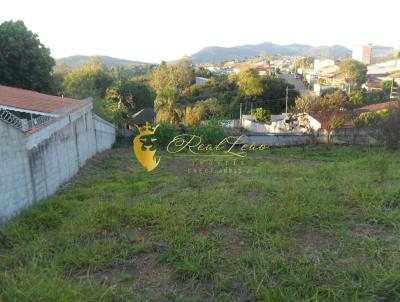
[316,128,379,145]
[93,114,116,152]
[0,107,116,221]
[0,123,35,219]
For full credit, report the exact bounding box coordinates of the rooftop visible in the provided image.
[354,101,400,113]
[0,85,86,114]
[0,85,91,135]
[129,108,156,125]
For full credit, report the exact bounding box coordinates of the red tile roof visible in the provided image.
[309,111,353,129]
[0,85,87,114]
[0,85,92,136]
[354,101,400,113]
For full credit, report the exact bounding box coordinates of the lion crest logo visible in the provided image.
[133,122,160,171]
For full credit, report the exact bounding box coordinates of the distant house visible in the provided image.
[0,85,116,220]
[354,101,400,114]
[195,77,208,85]
[314,59,336,74]
[352,44,394,64]
[303,111,353,130]
[362,81,383,91]
[233,64,276,76]
[129,108,156,127]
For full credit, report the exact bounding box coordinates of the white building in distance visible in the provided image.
[352,44,394,64]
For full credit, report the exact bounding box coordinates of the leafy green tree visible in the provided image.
[339,58,367,89]
[154,86,182,126]
[170,57,194,90]
[293,57,313,70]
[63,58,113,99]
[105,77,155,114]
[0,20,55,92]
[151,62,171,92]
[295,90,348,112]
[183,105,205,126]
[92,98,128,125]
[151,58,194,93]
[382,80,398,94]
[196,98,221,118]
[237,68,264,98]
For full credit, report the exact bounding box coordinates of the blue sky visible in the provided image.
[1,0,399,63]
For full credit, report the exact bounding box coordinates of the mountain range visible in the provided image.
[56,55,145,69]
[56,42,352,68]
[189,42,351,64]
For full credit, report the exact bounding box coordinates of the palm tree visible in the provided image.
[154,86,182,126]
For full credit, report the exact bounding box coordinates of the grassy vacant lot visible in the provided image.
[1,144,400,301]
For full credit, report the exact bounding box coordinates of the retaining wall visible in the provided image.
[0,108,116,221]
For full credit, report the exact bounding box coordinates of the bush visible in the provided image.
[361,90,389,105]
[354,108,400,150]
[155,123,180,147]
[186,124,226,145]
[353,109,389,127]
[255,107,271,122]
[330,115,345,129]
[92,98,127,125]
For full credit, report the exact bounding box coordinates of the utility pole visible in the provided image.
[390,78,394,100]
[250,102,253,115]
[239,103,242,121]
[285,86,288,114]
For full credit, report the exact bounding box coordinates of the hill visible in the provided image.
[190,42,351,64]
[56,55,146,69]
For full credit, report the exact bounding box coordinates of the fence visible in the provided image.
[0,109,54,132]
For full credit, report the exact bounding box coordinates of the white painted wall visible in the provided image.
[0,107,116,221]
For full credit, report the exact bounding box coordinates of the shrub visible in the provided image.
[186,124,226,145]
[155,123,180,147]
[92,98,127,125]
[183,105,205,126]
[354,108,400,150]
[330,115,345,129]
[382,80,398,94]
[353,109,389,127]
[353,112,379,127]
[361,90,389,105]
[255,107,271,122]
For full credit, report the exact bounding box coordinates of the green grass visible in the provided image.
[1,145,400,301]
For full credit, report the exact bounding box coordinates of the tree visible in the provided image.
[327,114,345,145]
[105,77,155,114]
[170,57,194,90]
[154,86,182,126]
[293,57,313,70]
[255,107,271,122]
[382,80,398,94]
[0,20,55,92]
[339,58,367,89]
[183,105,205,126]
[151,62,171,92]
[196,98,221,118]
[237,68,264,98]
[354,108,400,150]
[294,90,348,113]
[63,58,113,99]
[92,98,128,126]
[151,58,194,93]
